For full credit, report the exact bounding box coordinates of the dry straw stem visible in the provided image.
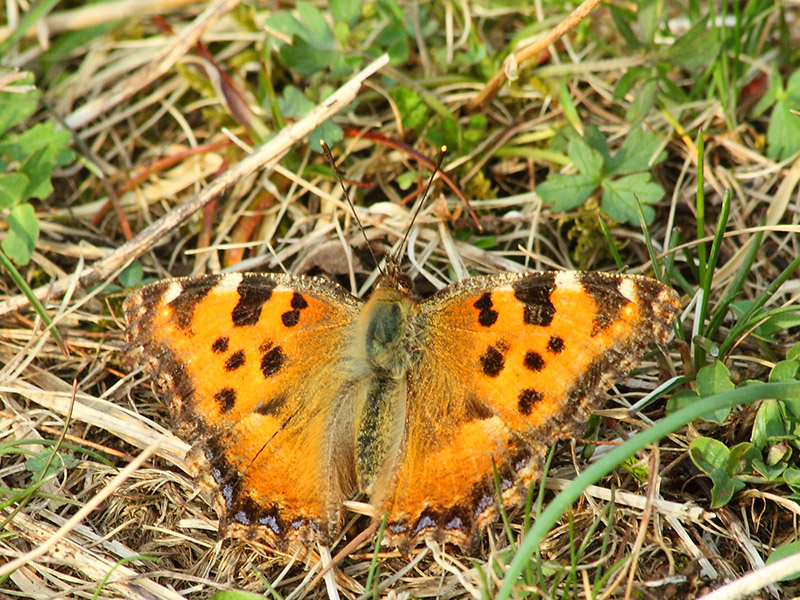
[0,53,390,319]
[698,552,800,600]
[0,0,204,43]
[65,0,240,130]
[466,0,604,112]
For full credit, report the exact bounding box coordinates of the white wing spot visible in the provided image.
[618,278,638,303]
[554,271,582,292]
[161,281,184,304]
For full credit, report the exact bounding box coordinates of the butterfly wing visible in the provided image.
[374,271,680,549]
[124,272,362,547]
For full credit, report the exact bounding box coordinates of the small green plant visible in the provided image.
[685,349,800,508]
[751,67,800,160]
[0,70,74,267]
[537,125,666,225]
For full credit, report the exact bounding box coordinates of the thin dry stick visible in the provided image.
[65,0,240,129]
[0,441,161,579]
[466,0,604,112]
[0,53,390,319]
[696,553,800,600]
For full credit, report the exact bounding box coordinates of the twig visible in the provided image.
[466,0,604,112]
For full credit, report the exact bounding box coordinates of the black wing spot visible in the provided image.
[291,292,308,310]
[513,274,556,326]
[232,279,274,327]
[214,387,237,413]
[225,350,246,371]
[480,344,505,377]
[547,335,564,354]
[518,389,543,415]
[261,345,286,378]
[580,274,629,336]
[212,336,229,353]
[523,351,545,371]
[281,310,300,327]
[281,292,309,327]
[473,292,499,327]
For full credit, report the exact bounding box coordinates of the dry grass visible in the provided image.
[1,2,800,599]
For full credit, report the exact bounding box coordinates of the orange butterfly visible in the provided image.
[125,254,679,552]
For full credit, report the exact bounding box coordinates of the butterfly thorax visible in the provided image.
[348,284,419,495]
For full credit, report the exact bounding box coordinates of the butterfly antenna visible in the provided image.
[320,140,383,277]
[396,145,447,261]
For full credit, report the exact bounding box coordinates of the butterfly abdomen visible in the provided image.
[349,285,419,495]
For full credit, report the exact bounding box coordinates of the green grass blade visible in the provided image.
[496,381,800,599]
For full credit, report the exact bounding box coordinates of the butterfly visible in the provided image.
[124,255,680,552]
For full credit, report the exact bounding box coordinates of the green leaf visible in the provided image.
[559,79,581,133]
[725,442,754,476]
[730,301,800,339]
[0,173,29,209]
[118,261,144,288]
[275,86,342,149]
[281,38,344,75]
[697,361,735,397]
[331,0,361,25]
[695,361,735,423]
[752,399,787,450]
[0,122,72,163]
[614,67,649,100]
[665,389,699,415]
[662,15,722,71]
[751,456,786,480]
[770,359,800,384]
[767,69,800,160]
[767,98,800,160]
[373,19,410,65]
[25,447,79,479]
[0,72,39,138]
[295,2,334,49]
[265,12,306,46]
[627,77,660,123]
[607,128,667,174]
[394,88,429,132]
[312,119,343,150]
[784,468,800,494]
[621,455,650,482]
[2,202,39,266]
[19,145,55,200]
[609,5,640,49]
[537,173,598,211]
[600,173,662,225]
[585,125,611,162]
[689,437,745,508]
[636,0,659,46]
[277,85,314,117]
[765,441,791,468]
[568,136,603,177]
